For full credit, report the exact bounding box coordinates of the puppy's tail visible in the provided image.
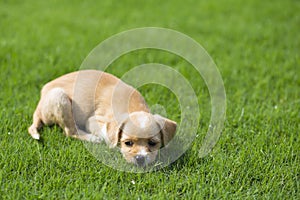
[28,124,40,140]
[28,107,43,140]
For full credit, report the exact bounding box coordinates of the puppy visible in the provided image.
[28,70,177,166]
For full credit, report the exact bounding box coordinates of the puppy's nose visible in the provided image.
[135,155,145,166]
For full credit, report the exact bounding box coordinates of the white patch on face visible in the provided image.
[137,115,150,129]
[138,149,148,156]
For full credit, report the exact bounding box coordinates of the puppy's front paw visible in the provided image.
[89,134,103,143]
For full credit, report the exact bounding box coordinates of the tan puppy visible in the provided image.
[28,70,176,166]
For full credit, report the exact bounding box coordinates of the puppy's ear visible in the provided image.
[105,114,128,148]
[154,114,177,147]
[106,121,124,148]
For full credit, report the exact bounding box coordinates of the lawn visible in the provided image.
[0,0,299,199]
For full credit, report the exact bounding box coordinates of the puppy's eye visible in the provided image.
[124,141,133,147]
[148,140,157,147]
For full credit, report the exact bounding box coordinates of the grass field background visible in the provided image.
[0,0,299,199]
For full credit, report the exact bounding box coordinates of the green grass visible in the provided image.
[0,0,299,199]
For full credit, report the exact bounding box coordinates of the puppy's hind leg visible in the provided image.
[41,88,102,142]
[29,87,101,142]
[39,88,77,138]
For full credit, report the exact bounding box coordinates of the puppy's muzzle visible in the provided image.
[135,155,146,166]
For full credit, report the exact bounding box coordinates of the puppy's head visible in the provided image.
[108,111,177,167]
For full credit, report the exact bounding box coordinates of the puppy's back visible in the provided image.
[40,70,149,127]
